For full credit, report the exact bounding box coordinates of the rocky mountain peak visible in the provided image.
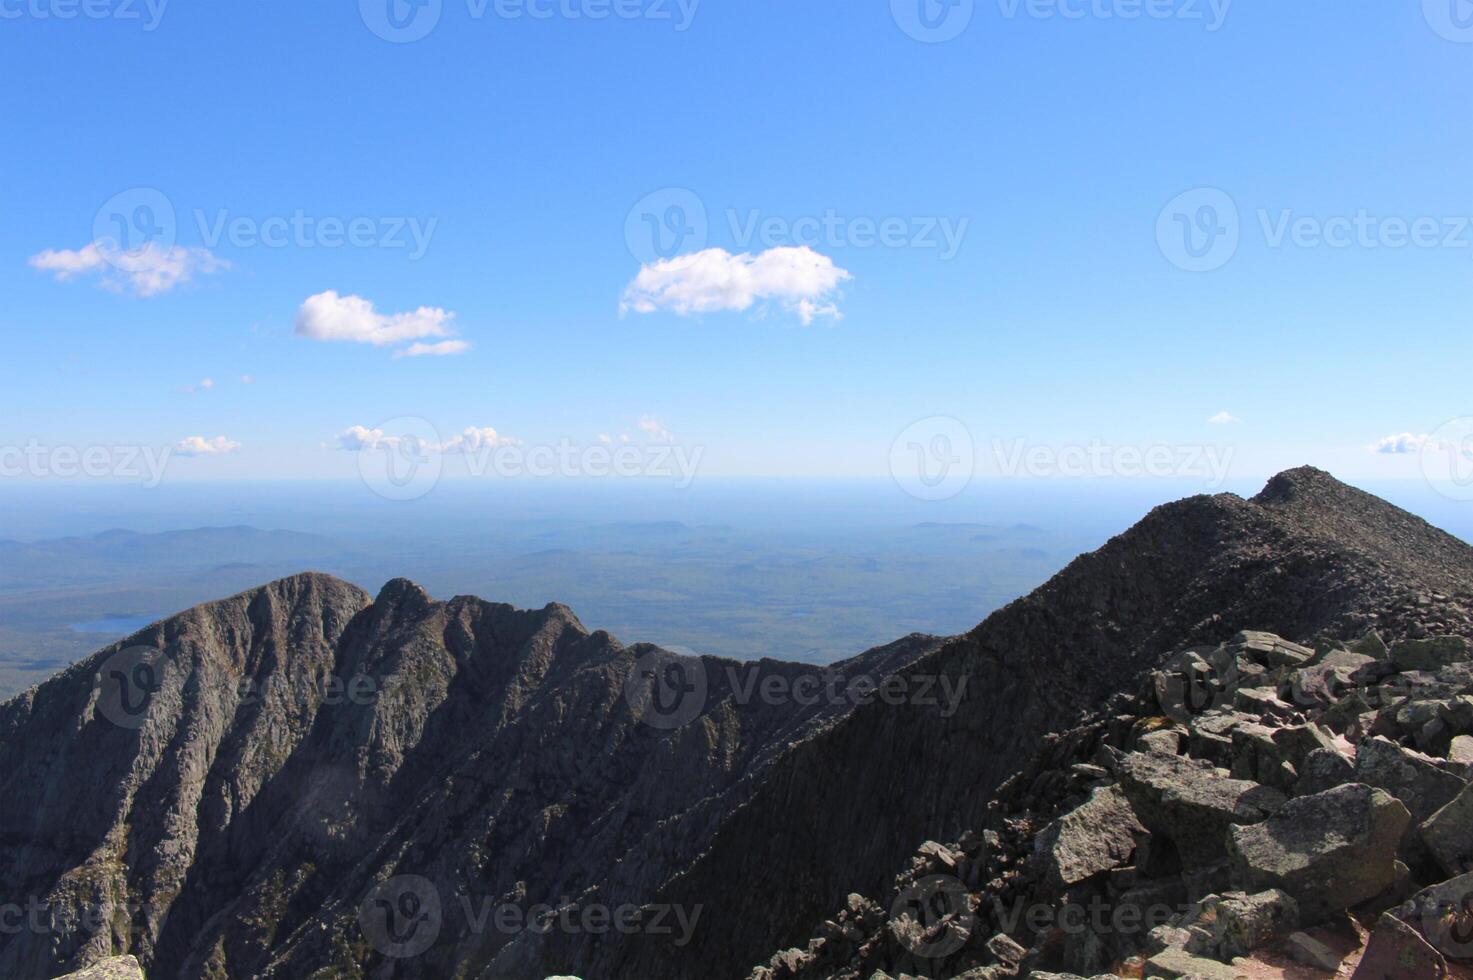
[4,468,1472,980]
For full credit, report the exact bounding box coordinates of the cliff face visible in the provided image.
[0,574,936,979]
[3,468,1472,980]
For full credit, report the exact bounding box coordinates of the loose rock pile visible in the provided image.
[751,629,1473,980]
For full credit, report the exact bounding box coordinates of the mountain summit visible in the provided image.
[2,469,1471,979]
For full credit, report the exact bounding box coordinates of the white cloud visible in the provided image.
[30,241,228,297]
[441,427,521,453]
[335,424,518,454]
[241,375,255,384]
[1372,432,1431,455]
[335,425,394,451]
[294,291,464,357]
[638,415,674,442]
[395,340,472,358]
[179,377,215,394]
[620,246,852,324]
[597,433,613,445]
[1207,411,1240,425]
[175,435,240,457]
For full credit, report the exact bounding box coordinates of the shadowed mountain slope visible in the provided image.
[3,468,1471,980]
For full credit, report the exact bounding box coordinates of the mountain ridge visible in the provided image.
[3,468,1471,979]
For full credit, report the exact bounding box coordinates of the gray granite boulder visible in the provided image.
[1227,783,1410,923]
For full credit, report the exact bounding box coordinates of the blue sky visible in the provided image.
[2,0,1471,490]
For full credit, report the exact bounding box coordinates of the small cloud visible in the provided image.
[441,427,520,453]
[335,424,518,454]
[175,435,240,457]
[395,340,471,358]
[294,291,463,357]
[597,433,613,446]
[200,377,214,390]
[241,375,255,385]
[620,246,852,324]
[638,415,674,442]
[30,241,228,297]
[334,425,393,451]
[1207,411,1240,425]
[1371,432,1431,455]
[178,377,215,394]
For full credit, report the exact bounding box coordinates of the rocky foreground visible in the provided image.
[753,627,1473,979]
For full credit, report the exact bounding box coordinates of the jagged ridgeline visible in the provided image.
[2,468,1472,980]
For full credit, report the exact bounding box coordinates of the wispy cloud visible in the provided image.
[334,424,518,453]
[1207,410,1240,425]
[620,246,851,324]
[638,415,674,442]
[294,291,468,357]
[440,427,521,452]
[30,241,228,297]
[395,339,472,358]
[1371,432,1431,455]
[175,435,240,457]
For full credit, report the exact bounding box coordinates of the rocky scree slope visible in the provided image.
[752,625,1473,979]
[601,468,1473,979]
